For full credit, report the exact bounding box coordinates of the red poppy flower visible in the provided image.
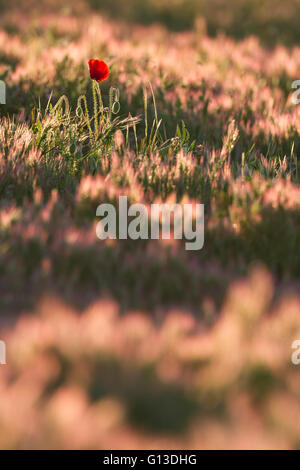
[88,59,109,82]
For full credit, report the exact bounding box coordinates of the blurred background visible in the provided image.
[2,0,300,46]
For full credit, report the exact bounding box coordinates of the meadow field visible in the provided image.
[0,0,300,449]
